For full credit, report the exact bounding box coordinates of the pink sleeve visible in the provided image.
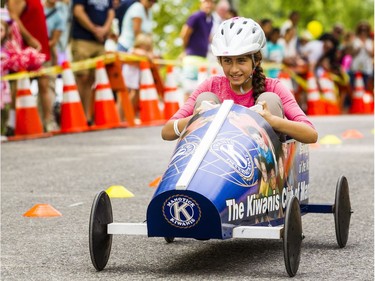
[268,79,315,128]
[169,78,215,120]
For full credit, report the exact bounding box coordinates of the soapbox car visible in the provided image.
[89,100,352,277]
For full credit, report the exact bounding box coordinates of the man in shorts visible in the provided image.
[71,0,114,124]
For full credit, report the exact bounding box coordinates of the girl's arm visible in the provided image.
[161,116,193,141]
[257,101,318,143]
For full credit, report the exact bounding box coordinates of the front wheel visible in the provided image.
[164,237,175,243]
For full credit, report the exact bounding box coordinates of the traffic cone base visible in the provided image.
[23,204,62,217]
[350,72,365,113]
[320,71,340,115]
[15,76,47,137]
[61,102,89,133]
[15,108,44,135]
[363,91,374,114]
[306,71,325,115]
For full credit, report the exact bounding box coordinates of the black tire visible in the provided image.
[283,196,303,277]
[334,175,352,248]
[89,191,113,271]
[164,237,175,243]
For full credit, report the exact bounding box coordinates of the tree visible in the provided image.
[153,0,374,60]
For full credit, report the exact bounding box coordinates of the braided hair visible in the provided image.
[251,51,266,101]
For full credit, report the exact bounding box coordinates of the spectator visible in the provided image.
[211,0,229,35]
[71,0,115,124]
[117,0,156,52]
[331,23,345,44]
[122,33,154,118]
[180,0,215,100]
[207,0,229,74]
[278,24,300,67]
[280,10,300,38]
[259,18,273,41]
[350,21,374,92]
[115,0,136,35]
[300,33,338,72]
[339,31,355,73]
[44,0,65,127]
[263,27,284,78]
[296,30,313,60]
[226,7,238,19]
[104,0,121,51]
[7,0,58,133]
[55,0,71,65]
[1,19,12,134]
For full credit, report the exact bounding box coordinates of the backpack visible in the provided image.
[115,0,137,34]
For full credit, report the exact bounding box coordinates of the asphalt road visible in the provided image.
[1,114,374,281]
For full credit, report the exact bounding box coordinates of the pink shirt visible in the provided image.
[171,76,314,128]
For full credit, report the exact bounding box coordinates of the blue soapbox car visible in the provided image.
[89,100,352,277]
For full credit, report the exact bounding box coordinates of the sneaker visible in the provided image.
[53,102,61,126]
[45,120,60,132]
[5,126,14,137]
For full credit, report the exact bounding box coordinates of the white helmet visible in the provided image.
[211,17,266,56]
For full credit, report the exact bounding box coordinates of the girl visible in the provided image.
[161,17,317,144]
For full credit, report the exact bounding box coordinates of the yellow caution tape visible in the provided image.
[1,50,309,89]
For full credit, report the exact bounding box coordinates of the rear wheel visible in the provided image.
[283,196,303,277]
[334,175,352,248]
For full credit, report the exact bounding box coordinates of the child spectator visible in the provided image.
[44,0,65,127]
[122,33,154,118]
[263,27,284,78]
[350,21,374,92]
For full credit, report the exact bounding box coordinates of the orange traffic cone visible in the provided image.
[363,91,374,114]
[163,65,180,120]
[306,71,325,115]
[149,175,162,187]
[198,65,208,84]
[320,71,340,115]
[139,60,164,125]
[350,72,365,113]
[210,65,219,76]
[93,60,121,129]
[60,61,89,133]
[23,204,62,217]
[278,70,294,96]
[15,74,45,136]
[342,129,364,139]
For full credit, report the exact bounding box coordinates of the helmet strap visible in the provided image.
[239,54,257,94]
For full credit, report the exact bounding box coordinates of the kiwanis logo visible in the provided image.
[162,195,201,228]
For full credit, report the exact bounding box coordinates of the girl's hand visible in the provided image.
[27,37,42,51]
[255,101,275,124]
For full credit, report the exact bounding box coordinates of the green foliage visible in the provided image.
[153,0,200,59]
[152,0,374,60]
